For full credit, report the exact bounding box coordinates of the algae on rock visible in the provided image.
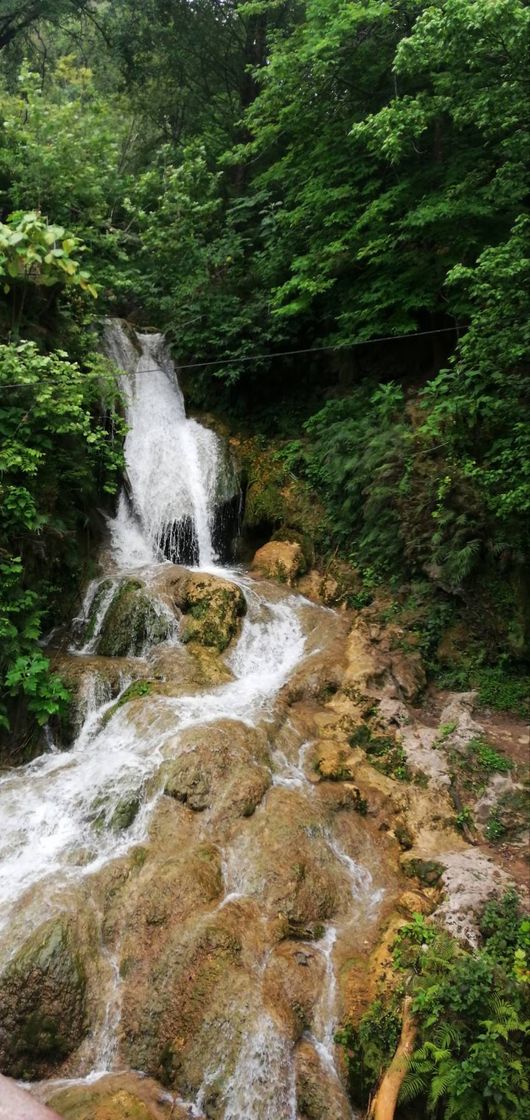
[96,579,173,658]
[180,574,246,651]
[47,1071,178,1120]
[0,920,87,1080]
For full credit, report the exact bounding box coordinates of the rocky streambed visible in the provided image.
[2,548,527,1120]
[1,323,527,1120]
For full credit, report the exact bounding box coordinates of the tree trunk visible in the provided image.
[367,996,417,1120]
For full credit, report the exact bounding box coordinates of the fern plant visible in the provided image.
[338,895,529,1119]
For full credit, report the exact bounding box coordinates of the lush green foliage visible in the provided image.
[0,58,134,298]
[339,895,530,1119]
[0,338,124,743]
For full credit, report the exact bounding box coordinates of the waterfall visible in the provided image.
[0,322,384,1120]
[104,321,234,569]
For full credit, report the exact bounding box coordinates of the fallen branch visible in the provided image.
[367,995,417,1120]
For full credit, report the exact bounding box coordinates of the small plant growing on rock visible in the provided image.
[455,806,474,832]
[470,737,513,774]
[485,808,507,843]
[349,725,411,781]
[433,720,458,747]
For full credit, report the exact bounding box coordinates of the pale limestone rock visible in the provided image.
[438,691,483,752]
[433,849,512,945]
[474,772,520,824]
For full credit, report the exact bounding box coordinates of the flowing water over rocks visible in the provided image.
[0,323,399,1119]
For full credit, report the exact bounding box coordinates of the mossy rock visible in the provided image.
[236,437,327,545]
[97,580,171,658]
[47,1072,171,1120]
[0,920,87,1079]
[180,574,246,652]
[100,680,153,729]
[88,791,142,832]
[110,795,141,831]
[403,858,444,886]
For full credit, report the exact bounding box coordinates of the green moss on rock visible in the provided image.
[180,575,246,652]
[82,578,113,645]
[97,580,171,657]
[0,919,87,1079]
[403,858,444,886]
[88,790,142,832]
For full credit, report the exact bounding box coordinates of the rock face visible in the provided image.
[0,920,87,1080]
[152,567,246,651]
[437,691,483,752]
[5,535,526,1117]
[432,850,511,946]
[295,1037,352,1120]
[96,579,172,657]
[46,1072,179,1119]
[298,569,340,606]
[179,573,246,651]
[162,720,271,818]
[344,617,426,702]
[251,540,304,585]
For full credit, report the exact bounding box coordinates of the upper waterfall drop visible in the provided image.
[104,321,235,569]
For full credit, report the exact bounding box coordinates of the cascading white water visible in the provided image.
[0,592,309,949]
[0,322,383,1120]
[104,322,226,568]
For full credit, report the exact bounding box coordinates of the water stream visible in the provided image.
[0,323,384,1118]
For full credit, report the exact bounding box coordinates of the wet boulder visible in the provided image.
[295,1037,352,1120]
[153,568,246,652]
[251,540,304,585]
[0,920,88,1080]
[263,942,325,1038]
[46,1071,178,1119]
[161,719,270,818]
[96,579,173,658]
[119,909,250,1097]
[224,786,345,932]
[179,573,246,651]
[163,754,210,811]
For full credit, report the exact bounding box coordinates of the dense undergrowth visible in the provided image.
[337,892,530,1119]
